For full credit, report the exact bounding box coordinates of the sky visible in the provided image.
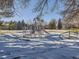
[1,0,64,23]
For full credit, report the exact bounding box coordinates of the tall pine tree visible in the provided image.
[48,19,56,29]
[57,19,62,29]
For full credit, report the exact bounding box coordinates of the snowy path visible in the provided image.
[0,35,79,59]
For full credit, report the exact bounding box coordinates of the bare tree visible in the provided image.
[34,0,79,20]
[0,0,79,20]
[0,0,30,17]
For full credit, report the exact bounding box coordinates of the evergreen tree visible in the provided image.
[21,20,25,29]
[48,19,56,29]
[17,21,22,30]
[9,21,16,30]
[0,20,3,29]
[16,20,26,30]
[57,19,62,29]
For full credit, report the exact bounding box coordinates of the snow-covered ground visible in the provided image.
[0,33,79,59]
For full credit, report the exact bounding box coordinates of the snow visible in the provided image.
[0,34,79,59]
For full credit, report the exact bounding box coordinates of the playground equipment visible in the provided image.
[23,16,50,38]
[8,13,63,40]
[20,16,63,40]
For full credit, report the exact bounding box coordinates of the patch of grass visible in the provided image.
[70,29,79,33]
[0,30,16,35]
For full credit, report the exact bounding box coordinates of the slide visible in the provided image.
[43,29,50,34]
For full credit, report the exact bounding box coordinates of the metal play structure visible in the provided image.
[23,16,50,38]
